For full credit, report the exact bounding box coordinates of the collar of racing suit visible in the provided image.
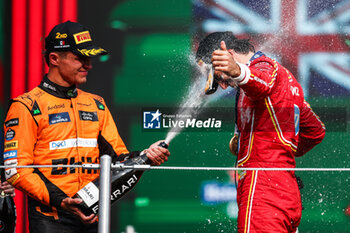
[39,75,78,99]
[249,51,265,62]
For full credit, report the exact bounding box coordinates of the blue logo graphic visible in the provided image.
[143,110,162,129]
[49,112,71,125]
[294,104,300,136]
[3,150,18,161]
[5,129,15,141]
[51,141,67,149]
[201,181,237,205]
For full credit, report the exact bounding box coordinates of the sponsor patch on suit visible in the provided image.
[5,168,18,180]
[49,112,71,125]
[5,118,19,127]
[79,111,98,121]
[4,141,18,151]
[4,159,18,167]
[49,138,97,150]
[7,173,20,184]
[5,129,16,140]
[3,150,18,160]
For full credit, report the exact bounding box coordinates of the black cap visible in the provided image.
[45,21,107,57]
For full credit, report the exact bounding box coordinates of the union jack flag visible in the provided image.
[193,0,350,98]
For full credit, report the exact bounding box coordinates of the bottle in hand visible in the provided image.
[74,142,168,216]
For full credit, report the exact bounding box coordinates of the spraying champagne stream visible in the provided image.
[76,57,223,214]
[164,60,214,144]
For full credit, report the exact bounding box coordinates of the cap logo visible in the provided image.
[73,31,92,44]
[56,32,67,39]
[77,48,106,57]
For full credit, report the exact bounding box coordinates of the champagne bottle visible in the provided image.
[0,191,16,233]
[74,142,168,216]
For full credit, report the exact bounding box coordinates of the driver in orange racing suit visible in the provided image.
[3,21,170,233]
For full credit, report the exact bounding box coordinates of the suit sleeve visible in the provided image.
[97,102,130,162]
[295,100,325,157]
[3,101,66,207]
[236,60,278,100]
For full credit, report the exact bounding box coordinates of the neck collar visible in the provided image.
[39,75,78,99]
[250,51,265,61]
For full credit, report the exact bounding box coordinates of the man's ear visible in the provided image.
[49,52,60,66]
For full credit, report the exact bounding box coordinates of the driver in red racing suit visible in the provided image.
[196,32,325,232]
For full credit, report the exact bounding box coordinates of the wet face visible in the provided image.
[51,51,92,86]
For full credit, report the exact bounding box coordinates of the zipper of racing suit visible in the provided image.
[70,97,82,189]
[234,52,263,185]
[234,87,240,189]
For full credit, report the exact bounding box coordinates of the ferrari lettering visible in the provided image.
[92,205,99,214]
[82,186,95,201]
[77,182,99,208]
[110,175,138,201]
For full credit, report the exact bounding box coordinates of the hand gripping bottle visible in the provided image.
[74,142,168,215]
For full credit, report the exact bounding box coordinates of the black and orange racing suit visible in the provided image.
[3,75,134,232]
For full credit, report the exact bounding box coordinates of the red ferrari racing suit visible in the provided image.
[234,52,325,233]
[3,75,132,231]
